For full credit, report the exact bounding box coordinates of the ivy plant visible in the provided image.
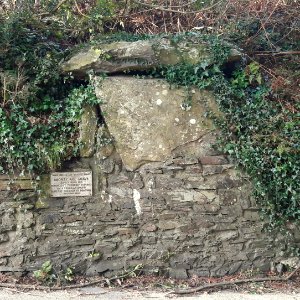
[0,9,100,177]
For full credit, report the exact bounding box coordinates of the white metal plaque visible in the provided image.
[51,171,92,197]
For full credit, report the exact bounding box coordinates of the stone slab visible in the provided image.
[61,36,242,76]
[96,77,219,170]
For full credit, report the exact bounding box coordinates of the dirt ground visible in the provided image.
[1,287,300,300]
[1,272,300,300]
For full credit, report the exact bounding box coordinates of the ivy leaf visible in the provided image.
[200,61,209,70]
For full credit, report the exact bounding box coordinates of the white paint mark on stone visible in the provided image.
[108,194,112,203]
[189,119,196,125]
[148,179,154,192]
[180,104,191,111]
[100,190,106,200]
[133,189,142,215]
[156,99,162,106]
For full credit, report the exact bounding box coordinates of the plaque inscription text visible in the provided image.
[51,172,92,197]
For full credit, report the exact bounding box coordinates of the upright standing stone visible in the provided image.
[96,76,219,170]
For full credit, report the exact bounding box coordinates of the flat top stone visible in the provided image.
[61,36,241,76]
[96,77,219,170]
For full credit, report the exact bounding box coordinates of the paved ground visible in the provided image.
[1,287,300,300]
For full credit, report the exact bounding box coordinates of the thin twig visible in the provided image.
[39,0,69,17]
[171,266,300,295]
[246,0,282,44]
[0,279,104,291]
[160,1,196,8]
[254,51,300,56]
[0,267,142,291]
[74,0,88,17]
[132,0,223,14]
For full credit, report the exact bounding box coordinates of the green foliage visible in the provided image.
[0,79,99,175]
[214,66,299,227]
[33,260,56,284]
[33,260,74,285]
[226,14,299,53]
[62,267,74,283]
[0,7,101,176]
[90,31,154,45]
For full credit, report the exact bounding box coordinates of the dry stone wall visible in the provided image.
[0,75,297,278]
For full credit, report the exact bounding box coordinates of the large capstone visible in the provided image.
[96,76,220,171]
[61,36,241,76]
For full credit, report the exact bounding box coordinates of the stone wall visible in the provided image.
[0,75,298,278]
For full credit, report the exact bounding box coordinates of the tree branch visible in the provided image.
[0,265,143,291]
[74,0,88,17]
[39,0,69,17]
[254,51,300,56]
[171,266,300,295]
[132,0,223,14]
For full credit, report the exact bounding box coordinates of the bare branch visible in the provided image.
[132,0,224,14]
[39,0,69,17]
[254,51,300,56]
[171,266,300,295]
